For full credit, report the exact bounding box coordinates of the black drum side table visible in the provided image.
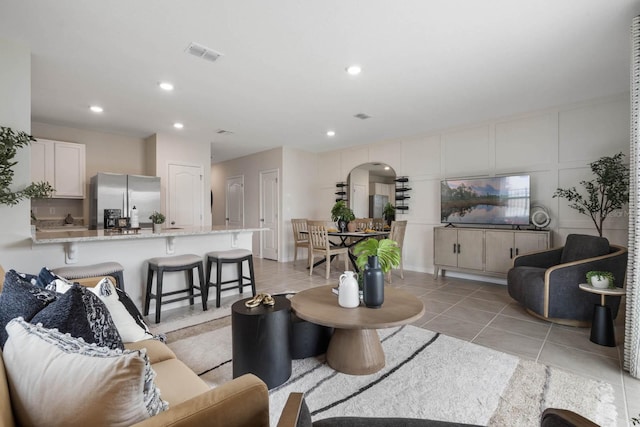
[231,295,292,389]
[578,283,626,347]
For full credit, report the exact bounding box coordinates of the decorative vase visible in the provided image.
[590,276,609,289]
[337,219,347,233]
[338,271,360,308]
[363,256,384,308]
[347,221,357,232]
[153,223,162,233]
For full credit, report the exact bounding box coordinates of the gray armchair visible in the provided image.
[507,234,627,326]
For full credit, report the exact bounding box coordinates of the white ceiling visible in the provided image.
[0,1,638,163]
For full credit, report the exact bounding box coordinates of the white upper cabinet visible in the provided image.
[31,139,86,198]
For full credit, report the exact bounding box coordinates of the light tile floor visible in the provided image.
[158,258,640,426]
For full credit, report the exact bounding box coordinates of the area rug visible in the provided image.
[165,319,617,427]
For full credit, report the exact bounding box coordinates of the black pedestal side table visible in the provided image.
[231,295,292,389]
[578,283,625,347]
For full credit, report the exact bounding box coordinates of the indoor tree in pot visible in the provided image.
[354,238,401,308]
[331,200,355,232]
[0,126,54,206]
[553,152,629,237]
[382,202,396,227]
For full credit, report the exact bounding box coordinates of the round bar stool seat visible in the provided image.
[144,254,206,323]
[205,249,256,308]
[52,262,125,290]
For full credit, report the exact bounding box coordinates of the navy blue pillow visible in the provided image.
[0,270,58,348]
[31,284,124,350]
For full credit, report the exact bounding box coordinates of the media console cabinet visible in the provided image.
[433,226,551,279]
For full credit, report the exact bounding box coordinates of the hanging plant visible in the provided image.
[0,126,55,206]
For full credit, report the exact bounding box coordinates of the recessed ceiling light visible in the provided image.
[173,122,184,129]
[326,130,336,137]
[384,166,390,171]
[159,82,174,91]
[346,65,362,76]
[89,105,103,113]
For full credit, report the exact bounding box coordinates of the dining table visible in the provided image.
[305,229,390,272]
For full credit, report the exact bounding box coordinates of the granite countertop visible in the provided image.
[32,226,265,244]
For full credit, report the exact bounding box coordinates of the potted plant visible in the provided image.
[382,202,396,226]
[586,271,615,289]
[553,152,629,237]
[353,238,401,308]
[330,200,355,232]
[149,211,165,233]
[0,126,55,206]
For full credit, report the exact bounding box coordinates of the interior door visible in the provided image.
[352,184,367,218]
[226,176,244,227]
[168,164,203,228]
[260,170,279,260]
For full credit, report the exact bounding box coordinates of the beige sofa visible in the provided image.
[0,266,270,427]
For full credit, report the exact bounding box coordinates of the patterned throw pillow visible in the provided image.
[3,318,168,427]
[87,277,159,343]
[31,283,124,350]
[0,269,58,348]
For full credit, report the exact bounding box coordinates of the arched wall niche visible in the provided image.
[347,162,396,218]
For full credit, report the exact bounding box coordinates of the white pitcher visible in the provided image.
[338,271,360,308]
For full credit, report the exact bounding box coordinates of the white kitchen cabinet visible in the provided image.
[433,226,550,278]
[31,139,86,198]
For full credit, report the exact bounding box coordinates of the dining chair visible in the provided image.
[291,218,309,264]
[372,218,385,231]
[388,220,407,282]
[307,220,349,279]
[354,218,373,231]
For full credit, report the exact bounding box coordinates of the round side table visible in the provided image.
[231,295,292,389]
[578,283,625,347]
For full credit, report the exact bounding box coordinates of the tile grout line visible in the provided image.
[534,322,553,363]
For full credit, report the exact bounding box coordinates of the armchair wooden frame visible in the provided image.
[307,221,349,279]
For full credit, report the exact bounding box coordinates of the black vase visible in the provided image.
[363,256,384,308]
[337,219,347,232]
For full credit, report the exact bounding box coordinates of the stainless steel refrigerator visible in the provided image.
[89,172,161,229]
[369,194,389,219]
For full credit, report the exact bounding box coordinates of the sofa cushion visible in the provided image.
[151,358,210,406]
[3,318,168,427]
[0,269,58,348]
[560,234,610,264]
[0,351,15,427]
[31,283,124,350]
[125,338,177,364]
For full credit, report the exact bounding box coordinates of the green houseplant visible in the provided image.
[382,202,396,226]
[149,211,166,224]
[353,238,401,274]
[553,152,629,237]
[586,271,615,289]
[0,126,55,206]
[330,200,355,232]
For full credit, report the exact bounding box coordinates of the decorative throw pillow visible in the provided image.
[31,283,124,350]
[87,277,156,343]
[0,269,58,348]
[3,318,168,427]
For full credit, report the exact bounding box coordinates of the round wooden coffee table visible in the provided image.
[290,285,424,375]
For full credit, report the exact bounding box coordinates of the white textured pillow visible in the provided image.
[3,318,167,427]
[88,277,154,342]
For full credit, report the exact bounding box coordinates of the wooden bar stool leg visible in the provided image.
[237,260,244,294]
[247,255,256,297]
[216,259,223,308]
[155,268,164,324]
[186,268,195,306]
[144,266,153,316]
[198,262,207,311]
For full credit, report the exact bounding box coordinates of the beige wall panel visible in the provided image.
[369,141,402,173]
[341,146,369,179]
[442,126,490,177]
[407,178,440,224]
[495,113,557,170]
[402,135,441,179]
[559,97,630,163]
[556,167,596,224]
[317,151,342,186]
[529,170,558,228]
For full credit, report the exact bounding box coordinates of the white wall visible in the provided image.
[211,147,283,254]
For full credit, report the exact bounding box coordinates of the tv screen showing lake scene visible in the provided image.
[441,175,530,225]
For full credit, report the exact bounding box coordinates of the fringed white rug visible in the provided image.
[166,321,616,427]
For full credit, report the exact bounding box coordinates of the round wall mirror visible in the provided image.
[347,163,396,218]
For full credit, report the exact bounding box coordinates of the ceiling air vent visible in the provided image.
[354,113,372,120]
[216,129,234,135]
[185,42,223,63]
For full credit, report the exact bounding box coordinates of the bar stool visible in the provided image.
[144,254,206,323]
[52,262,125,290]
[205,249,257,308]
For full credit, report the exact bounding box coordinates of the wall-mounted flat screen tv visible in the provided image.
[441,175,530,226]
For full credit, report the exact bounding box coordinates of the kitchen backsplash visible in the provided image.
[31,198,83,220]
